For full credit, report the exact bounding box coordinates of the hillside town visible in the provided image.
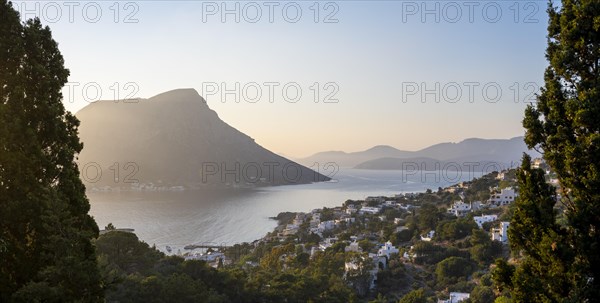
[172,158,560,302]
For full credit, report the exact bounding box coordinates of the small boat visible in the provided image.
[166,245,172,253]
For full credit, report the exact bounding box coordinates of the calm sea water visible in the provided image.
[89,168,482,253]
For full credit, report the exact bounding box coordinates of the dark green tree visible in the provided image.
[375,258,409,295]
[507,155,569,301]
[437,218,478,241]
[395,228,413,243]
[470,285,495,303]
[435,256,474,286]
[0,1,103,301]
[95,231,162,275]
[470,229,502,266]
[417,203,442,231]
[358,239,375,253]
[491,258,515,292]
[517,0,600,300]
[344,253,374,297]
[397,288,427,303]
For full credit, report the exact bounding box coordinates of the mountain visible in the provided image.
[415,137,532,164]
[76,89,330,188]
[354,157,508,172]
[298,145,414,167]
[299,137,539,170]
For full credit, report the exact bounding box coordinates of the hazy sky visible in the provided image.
[13,1,549,158]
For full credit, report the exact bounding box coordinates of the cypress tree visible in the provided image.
[510,0,600,301]
[0,1,103,301]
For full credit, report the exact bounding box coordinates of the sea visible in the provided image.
[88,168,483,253]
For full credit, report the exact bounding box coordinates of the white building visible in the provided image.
[377,241,399,258]
[293,213,306,226]
[421,230,435,242]
[491,221,510,243]
[281,223,299,236]
[359,206,381,215]
[311,237,339,256]
[185,251,224,262]
[340,217,356,224]
[318,220,335,232]
[438,292,470,303]
[345,241,363,253]
[447,201,471,217]
[473,215,498,228]
[488,188,517,206]
[344,255,386,290]
[471,201,484,211]
[346,204,358,214]
[398,203,413,211]
[403,245,417,260]
[320,237,338,249]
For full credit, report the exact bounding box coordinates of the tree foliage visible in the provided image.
[97,231,357,303]
[470,285,495,303]
[0,1,102,301]
[397,288,427,303]
[417,203,443,232]
[514,0,600,300]
[345,252,375,297]
[506,155,570,301]
[437,217,478,241]
[469,229,502,266]
[95,231,163,275]
[435,257,474,286]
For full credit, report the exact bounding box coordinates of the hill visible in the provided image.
[299,137,538,170]
[76,89,330,188]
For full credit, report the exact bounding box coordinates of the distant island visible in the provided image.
[298,137,540,171]
[76,89,330,190]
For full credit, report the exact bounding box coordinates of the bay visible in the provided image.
[88,168,482,253]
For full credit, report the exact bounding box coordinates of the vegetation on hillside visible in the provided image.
[94,169,514,302]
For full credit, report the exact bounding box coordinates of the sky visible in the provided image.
[13,0,549,158]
